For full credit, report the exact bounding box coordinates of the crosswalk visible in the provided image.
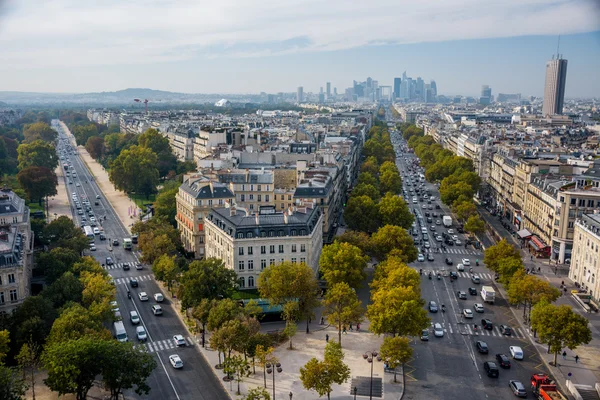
[114,274,154,285]
[456,272,494,280]
[105,262,138,270]
[135,336,195,353]
[433,322,528,339]
[443,248,482,255]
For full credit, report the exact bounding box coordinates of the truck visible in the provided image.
[531,374,566,400]
[443,216,452,227]
[480,286,496,304]
[123,238,132,250]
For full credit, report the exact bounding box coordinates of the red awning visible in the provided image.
[530,236,548,249]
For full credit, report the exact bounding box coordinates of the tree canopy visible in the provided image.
[17,139,58,171]
[109,145,159,198]
[319,242,368,289]
[371,225,417,263]
[177,258,238,309]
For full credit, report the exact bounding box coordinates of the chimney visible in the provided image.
[230,206,237,216]
[256,213,259,225]
[283,211,288,224]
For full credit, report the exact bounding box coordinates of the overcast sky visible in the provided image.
[0,0,599,97]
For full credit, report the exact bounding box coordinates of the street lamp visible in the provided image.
[266,362,282,400]
[363,350,381,400]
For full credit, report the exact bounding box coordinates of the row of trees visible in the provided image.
[483,239,592,365]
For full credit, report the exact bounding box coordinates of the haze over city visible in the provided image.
[0,0,599,96]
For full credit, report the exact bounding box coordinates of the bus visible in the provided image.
[83,226,94,240]
[123,238,132,250]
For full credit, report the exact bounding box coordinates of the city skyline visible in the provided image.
[0,1,599,97]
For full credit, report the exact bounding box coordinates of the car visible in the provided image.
[445,239,454,246]
[89,244,96,251]
[129,310,140,324]
[452,235,459,241]
[495,354,511,369]
[152,304,163,315]
[90,216,96,222]
[427,253,434,261]
[445,258,453,265]
[77,209,84,215]
[428,301,438,313]
[457,263,465,271]
[432,212,438,217]
[482,319,493,330]
[436,204,441,209]
[106,257,113,265]
[448,229,455,234]
[112,239,119,246]
[471,275,481,284]
[476,341,489,354]
[123,263,130,271]
[463,309,473,318]
[435,235,442,242]
[430,226,436,231]
[449,271,458,280]
[173,334,186,347]
[500,325,512,336]
[76,183,80,187]
[110,301,119,312]
[420,329,429,341]
[129,277,139,288]
[169,354,183,369]
[462,258,471,266]
[468,287,477,295]
[509,380,527,397]
[417,254,425,262]
[433,323,444,337]
[457,291,467,300]
[135,262,143,270]
[474,303,484,313]
[96,195,101,199]
[455,239,462,245]
[509,346,523,360]
[99,233,106,240]
[136,326,147,342]
[68,180,73,184]
[421,204,427,209]
[138,291,149,301]
[423,242,430,248]
[483,361,499,378]
[435,219,441,225]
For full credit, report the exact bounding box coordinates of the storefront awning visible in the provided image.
[530,235,549,249]
[517,229,532,239]
[529,240,541,251]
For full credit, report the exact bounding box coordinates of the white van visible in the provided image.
[113,321,128,342]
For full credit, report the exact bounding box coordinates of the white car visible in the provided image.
[110,301,119,312]
[417,254,425,262]
[510,346,524,360]
[448,229,455,234]
[136,326,147,341]
[462,258,471,266]
[457,263,465,271]
[129,310,140,324]
[154,293,164,302]
[463,309,473,319]
[169,354,183,369]
[433,323,444,337]
[474,303,484,313]
[173,334,186,347]
[138,292,149,301]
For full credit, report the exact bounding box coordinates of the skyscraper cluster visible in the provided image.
[394,72,437,103]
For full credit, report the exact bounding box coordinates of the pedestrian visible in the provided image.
[357,323,360,331]
[564,287,568,294]
[538,266,541,272]
[342,326,347,334]
[575,355,579,363]
[531,255,533,261]
[562,351,567,360]
[349,323,353,331]
[320,316,324,325]
[325,334,329,343]
[561,281,565,286]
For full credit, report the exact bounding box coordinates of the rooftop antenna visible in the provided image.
[556,35,561,59]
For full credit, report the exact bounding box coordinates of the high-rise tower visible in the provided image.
[297,86,304,103]
[542,56,568,116]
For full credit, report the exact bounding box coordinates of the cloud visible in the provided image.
[0,0,598,69]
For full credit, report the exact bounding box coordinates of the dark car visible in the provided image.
[495,354,511,369]
[468,287,477,295]
[123,263,130,271]
[129,277,138,288]
[435,204,441,209]
[112,239,119,246]
[445,239,454,246]
[427,253,435,261]
[99,233,106,240]
[481,319,493,330]
[457,226,464,233]
[445,258,453,265]
[427,217,433,223]
[509,380,527,397]
[483,361,499,378]
[500,325,512,336]
[105,257,113,266]
[476,341,489,354]
[449,271,458,280]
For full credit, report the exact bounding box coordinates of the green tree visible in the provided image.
[12,296,58,350]
[322,283,364,345]
[100,341,156,400]
[357,171,379,188]
[85,136,105,160]
[17,139,58,170]
[223,355,251,395]
[464,214,485,234]
[379,336,413,382]
[344,195,380,233]
[483,239,521,272]
[139,232,177,265]
[371,257,421,295]
[178,258,239,309]
[378,193,414,229]
[192,298,218,348]
[36,247,81,285]
[300,341,351,399]
[371,225,417,263]
[153,180,180,226]
[245,387,271,400]
[379,170,402,195]
[360,156,379,176]
[351,183,380,201]
[245,333,272,374]
[42,271,84,308]
[0,365,27,400]
[335,230,373,255]
[319,242,368,289]
[71,124,99,146]
[17,340,41,400]
[44,216,89,253]
[507,271,561,321]
[439,181,474,206]
[109,145,159,198]
[23,121,57,143]
[367,285,429,337]
[0,330,9,362]
[531,301,592,366]
[255,345,278,389]
[138,128,178,178]
[496,257,524,285]
[152,254,179,294]
[379,161,399,176]
[17,166,57,205]
[79,272,116,321]
[207,299,243,332]
[452,201,477,221]
[47,303,111,345]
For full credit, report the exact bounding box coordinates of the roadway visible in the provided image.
[51,120,228,400]
[389,126,548,399]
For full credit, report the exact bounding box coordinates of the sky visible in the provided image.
[0,0,599,97]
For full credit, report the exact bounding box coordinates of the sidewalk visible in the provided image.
[477,206,600,391]
[46,163,73,221]
[58,121,142,234]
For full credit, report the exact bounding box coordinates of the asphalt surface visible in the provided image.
[389,125,549,400]
[51,121,228,400]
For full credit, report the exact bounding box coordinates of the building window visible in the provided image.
[241,194,245,202]
[301,244,306,252]
[301,257,306,264]
[270,259,275,266]
[301,230,307,235]
[261,231,266,238]
[247,232,253,238]
[261,246,266,254]
[238,277,245,288]
[261,259,267,269]
[281,203,284,208]
[278,230,284,237]
[279,245,284,253]
[249,194,254,200]
[579,199,585,207]
[239,247,244,256]
[0,292,3,304]
[238,261,245,271]
[248,276,255,287]
[248,247,253,255]
[248,260,254,270]
[288,195,292,201]
[9,289,17,302]
[7,274,15,284]
[251,185,254,191]
[291,258,297,264]
[237,233,244,239]
[209,200,213,206]
[270,245,275,254]
[291,230,297,236]
[269,230,275,237]
[258,195,262,202]
[258,185,261,191]
[292,244,297,253]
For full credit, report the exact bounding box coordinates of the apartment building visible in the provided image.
[569,213,600,302]
[0,187,33,314]
[176,175,235,258]
[216,169,275,212]
[204,205,323,289]
[163,127,195,161]
[489,151,518,222]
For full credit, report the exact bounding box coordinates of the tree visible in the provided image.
[300,341,351,399]
[0,330,9,362]
[255,345,277,389]
[351,183,380,201]
[23,122,57,143]
[152,254,179,294]
[47,303,111,345]
[379,336,413,383]
[192,298,218,348]
[245,333,272,374]
[71,124,99,146]
[44,216,89,253]
[42,271,84,308]
[439,181,474,206]
[153,181,180,226]
[452,201,477,222]
[379,170,402,195]
[0,365,27,400]
[371,225,417,263]
[206,299,243,332]
[335,230,373,255]
[79,272,116,321]
[507,271,561,321]
[379,161,399,176]
[36,247,81,285]
[178,258,238,309]
[344,195,380,233]
[245,387,271,400]
[367,285,429,337]
[17,340,41,400]
[138,128,178,178]
[100,341,156,400]
[483,239,521,273]
[496,257,524,285]
[378,193,414,229]
[371,257,421,294]
[361,156,379,176]
[109,145,159,198]
[223,355,251,395]
[85,136,105,160]
[17,139,58,170]
[139,232,177,265]
[322,283,364,345]
[11,296,57,350]
[531,301,592,366]
[464,214,485,234]
[17,166,57,204]
[357,172,378,188]
[319,242,368,289]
